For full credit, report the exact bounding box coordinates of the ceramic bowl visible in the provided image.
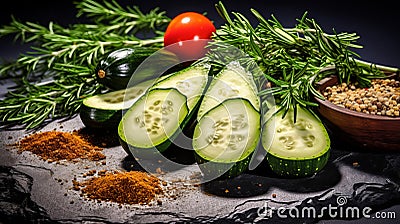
[314,73,400,151]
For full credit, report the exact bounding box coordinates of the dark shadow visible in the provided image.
[200,133,345,197]
[319,116,400,184]
[320,116,400,153]
[200,155,341,198]
[121,148,195,174]
[120,155,148,172]
[156,113,198,165]
[338,150,400,184]
[201,173,271,198]
[264,161,341,193]
[161,146,196,165]
[73,126,120,148]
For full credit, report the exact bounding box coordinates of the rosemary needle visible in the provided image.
[210,1,399,120]
[0,0,170,128]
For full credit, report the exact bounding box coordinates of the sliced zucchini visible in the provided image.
[119,64,211,157]
[150,63,211,110]
[118,88,189,154]
[197,61,260,120]
[80,79,155,129]
[262,106,330,177]
[193,98,261,179]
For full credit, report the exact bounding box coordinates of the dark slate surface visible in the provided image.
[0,116,399,223]
[1,1,399,223]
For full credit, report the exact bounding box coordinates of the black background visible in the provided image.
[0,0,399,68]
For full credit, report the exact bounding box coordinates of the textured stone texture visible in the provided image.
[0,114,399,223]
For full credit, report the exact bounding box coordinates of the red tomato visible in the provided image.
[164,12,216,61]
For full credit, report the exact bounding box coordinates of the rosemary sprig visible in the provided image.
[211,2,399,119]
[76,0,170,34]
[0,64,99,129]
[0,0,169,128]
[0,0,169,77]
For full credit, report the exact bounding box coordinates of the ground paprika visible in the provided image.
[74,170,163,205]
[16,130,105,162]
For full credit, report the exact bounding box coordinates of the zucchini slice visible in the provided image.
[197,61,260,120]
[80,79,155,129]
[262,106,330,177]
[193,62,261,179]
[193,98,261,179]
[118,64,211,156]
[150,63,211,111]
[118,88,189,154]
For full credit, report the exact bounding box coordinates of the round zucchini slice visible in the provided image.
[118,88,189,156]
[193,98,261,179]
[262,106,330,177]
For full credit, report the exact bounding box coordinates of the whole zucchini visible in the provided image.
[96,48,179,90]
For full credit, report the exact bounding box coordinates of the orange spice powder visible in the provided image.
[75,171,163,205]
[16,131,105,162]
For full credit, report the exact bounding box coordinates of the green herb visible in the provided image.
[0,0,169,128]
[210,2,399,119]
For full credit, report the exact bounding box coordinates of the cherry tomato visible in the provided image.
[164,12,216,61]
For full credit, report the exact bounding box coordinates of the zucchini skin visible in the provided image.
[119,132,173,158]
[266,150,330,177]
[96,48,157,90]
[79,104,121,129]
[195,152,252,180]
[193,98,261,179]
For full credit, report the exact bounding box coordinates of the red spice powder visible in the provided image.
[16,131,105,162]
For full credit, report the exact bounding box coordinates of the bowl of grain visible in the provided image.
[314,72,400,151]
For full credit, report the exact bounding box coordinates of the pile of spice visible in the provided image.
[323,79,400,116]
[73,170,163,205]
[16,131,105,162]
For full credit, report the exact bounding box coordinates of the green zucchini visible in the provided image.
[193,62,261,179]
[79,79,155,129]
[197,61,260,120]
[150,63,211,111]
[119,88,189,155]
[262,106,330,177]
[118,64,211,157]
[96,48,179,90]
[193,98,261,179]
